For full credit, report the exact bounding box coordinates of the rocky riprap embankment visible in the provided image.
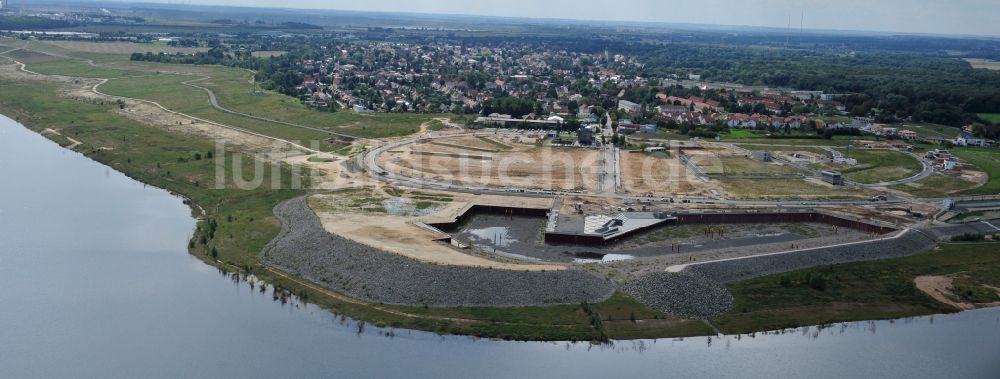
[623,271,734,319]
[261,197,614,307]
[686,228,938,283]
[623,228,941,319]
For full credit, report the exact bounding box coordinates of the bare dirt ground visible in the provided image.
[915,275,1000,310]
[620,151,710,196]
[915,276,975,310]
[380,138,601,192]
[309,191,562,271]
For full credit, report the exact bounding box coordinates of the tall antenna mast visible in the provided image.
[800,9,804,35]
[786,14,791,45]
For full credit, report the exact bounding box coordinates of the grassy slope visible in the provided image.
[979,113,1000,123]
[716,157,800,176]
[12,46,443,140]
[890,173,983,198]
[194,68,446,138]
[895,123,962,139]
[814,149,922,184]
[714,243,1000,334]
[97,73,336,145]
[720,178,872,199]
[953,147,1000,195]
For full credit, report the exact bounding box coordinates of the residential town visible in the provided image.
[289,40,995,147]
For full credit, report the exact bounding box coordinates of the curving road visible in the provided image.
[361,130,924,208]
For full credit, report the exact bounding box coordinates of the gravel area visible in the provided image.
[624,271,734,319]
[261,197,615,307]
[687,228,939,283]
[452,213,863,263]
[622,228,941,319]
[599,231,870,281]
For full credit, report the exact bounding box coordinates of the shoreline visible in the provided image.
[9,116,999,341]
[2,73,998,340]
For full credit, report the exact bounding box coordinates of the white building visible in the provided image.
[617,100,640,114]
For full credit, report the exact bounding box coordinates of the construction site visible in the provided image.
[257,124,1000,319]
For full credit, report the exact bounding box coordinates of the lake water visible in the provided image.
[1,115,998,378]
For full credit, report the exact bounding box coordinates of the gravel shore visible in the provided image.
[261,197,615,307]
[623,271,734,319]
[623,228,941,319]
[687,228,939,283]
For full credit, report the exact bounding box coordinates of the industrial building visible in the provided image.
[750,150,773,162]
[821,170,844,186]
[578,125,597,145]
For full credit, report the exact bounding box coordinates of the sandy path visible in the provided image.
[41,128,83,149]
[315,212,564,271]
[914,276,973,310]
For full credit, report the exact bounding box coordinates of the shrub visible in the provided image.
[951,232,985,242]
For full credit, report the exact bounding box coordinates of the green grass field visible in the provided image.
[711,157,801,176]
[98,73,337,145]
[738,144,831,157]
[978,113,1000,123]
[714,243,1000,334]
[894,123,963,139]
[720,129,761,139]
[813,149,922,184]
[966,58,1000,71]
[194,69,445,138]
[7,46,446,140]
[720,178,873,199]
[953,147,1000,194]
[426,119,446,131]
[890,173,983,197]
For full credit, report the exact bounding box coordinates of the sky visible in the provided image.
[146,0,1000,36]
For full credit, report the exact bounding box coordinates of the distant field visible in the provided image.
[7,47,443,140]
[965,58,1000,71]
[978,113,1000,123]
[37,40,208,55]
[894,123,962,139]
[3,47,143,78]
[27,59,142,78]
[251,51,287,58]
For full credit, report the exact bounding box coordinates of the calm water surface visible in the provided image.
[1,115,998,378]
